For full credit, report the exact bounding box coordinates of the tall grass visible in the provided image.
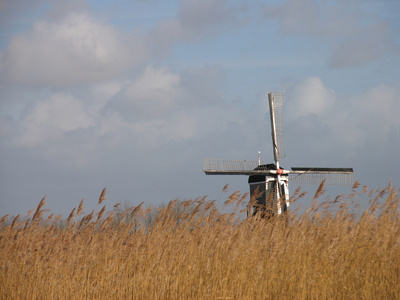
[1,183,399,299]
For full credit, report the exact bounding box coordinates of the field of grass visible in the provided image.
[1,182,399,299]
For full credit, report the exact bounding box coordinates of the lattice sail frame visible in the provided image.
[269,92,286,160]
[204,159,265,175]
[203,158,354,185]
[289,168,354,185]
[203,91,354,191]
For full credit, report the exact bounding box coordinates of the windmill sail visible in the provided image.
[203,91,355,217]
[268,92,285,161]
[203,158,264,175]
[204,159,354,185]
[289,167,354,185]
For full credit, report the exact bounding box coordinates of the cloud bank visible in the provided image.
[0,0,399,216]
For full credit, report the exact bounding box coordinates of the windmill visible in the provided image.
[203,92,354,217]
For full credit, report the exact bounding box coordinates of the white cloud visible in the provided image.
[1,63,231,167]
[13,92,95,148]
[104,64,226,121]
[105,65,182,120]
[2,13,141,87]
[285,78,400,162]
[337,84,400,148]
[26,93,94,130]
[98,64,233,151]
[125,66,181,116]
[1,0,398,217]
[286,77,335,120]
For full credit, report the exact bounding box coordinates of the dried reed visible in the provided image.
[1,184,399,299]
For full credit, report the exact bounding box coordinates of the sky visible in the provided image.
[1,0,399,217]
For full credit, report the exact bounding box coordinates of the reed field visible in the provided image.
[1,181,400,299]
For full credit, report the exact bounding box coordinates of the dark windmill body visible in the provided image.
[247,164,289,217]
[203,92,354,217]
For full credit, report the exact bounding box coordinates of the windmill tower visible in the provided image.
[203,92,354,217]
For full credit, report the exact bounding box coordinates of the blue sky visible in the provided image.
[1,0,399,216]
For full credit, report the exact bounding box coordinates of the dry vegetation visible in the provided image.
[1,182,400,299]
